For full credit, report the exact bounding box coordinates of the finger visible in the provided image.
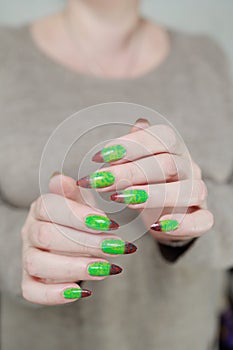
[110,180,208,209]
[149,209,214,240]
[92,124,181,164]
[33,193,119,233]
[129,118,150,133]
[22,271,91,305]
[23,248,122,282]
[77,154,191,191]
[28,221,137,256]
[49,173,96,206]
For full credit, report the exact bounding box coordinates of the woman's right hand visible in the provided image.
[21,173,137,305]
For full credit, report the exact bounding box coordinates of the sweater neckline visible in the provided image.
[21,24,177,84]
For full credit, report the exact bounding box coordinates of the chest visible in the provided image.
[0,70,231,207]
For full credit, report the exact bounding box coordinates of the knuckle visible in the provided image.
[67,201,79,227]
[190,216,198,234]
[200,180,208,201]
[64,261,75,279]
[206,211,214,231]
[24,250,38,276]
[35,194,49,220]
[126,163,137,185]
[37,223,51,248]
[42,287,50,304]
[21,281,33,302]
[156,124,177,151]
[21,282,29,301]
[29,200,36,214]
[192,162,202,179]
[20,225,27,240]
[193,180,207,203]
[35,196,45,219]
[162,154,178,178]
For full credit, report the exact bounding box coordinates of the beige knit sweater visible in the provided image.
[0,26,233,350]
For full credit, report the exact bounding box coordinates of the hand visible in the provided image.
[21,174,137,305]
[77,119,214,244]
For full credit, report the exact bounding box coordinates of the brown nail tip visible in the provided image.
[109,220,120,230]
[81,289,92,298]
[92,151,104,163]
[150,223,162,232]
[50,171,61,179]
[76,176,91,188]
[135,117,150,124]
[110,264,123,275]
[110,193,124,203]
[124,242,137,254]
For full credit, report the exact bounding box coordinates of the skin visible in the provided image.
[30,0,170,78]
[21,1,214,305]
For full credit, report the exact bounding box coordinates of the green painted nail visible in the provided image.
[101,239,125,254]
[88,262,111,276]
[88,262,122,276]
[85,215,119,231]
[101,239,138,255]
[150,219,179,232]
[93,145,127,163]
[63,288,92,299]
[77,171,115,188]
[111,189,148,204]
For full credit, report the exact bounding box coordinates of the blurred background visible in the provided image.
[0,0,232,76]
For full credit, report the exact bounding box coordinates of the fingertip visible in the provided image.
[49,173,77,198]
[130,118,150,133]
[50,171,62,179]
[135,117,150,125]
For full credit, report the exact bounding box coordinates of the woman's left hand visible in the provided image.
[77,119,214,244]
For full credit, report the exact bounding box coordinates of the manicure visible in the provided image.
[50,171,62,179]
[111,189,148,204]
[77,171,115,188]
[63,287,92,299]
[92,145,126,163]
[85,214,119,231]
[101,239,137,255]
[150,219,179,232]
[88,262,123,276]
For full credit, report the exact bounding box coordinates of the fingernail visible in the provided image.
[88,262,122,276]
[50,171,62,179]
[77,171,115,188]
[135,117,150,124]
[111,189,148,204]
[101,239,137,255]
[85,215,119,231]
[150,219,179,232]
[63,288,92,299]
[92,145,126,163]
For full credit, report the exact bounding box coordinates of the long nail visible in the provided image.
[135,117,150,124]
[50,171,62,179]
[150,219,179,232]
[77,171,115,188]
[88,262,122,276]
[101,239,137,255]
[85,215,119,231]
[111,189,148,204]
[63,288,92,299]
[92,145,126,163]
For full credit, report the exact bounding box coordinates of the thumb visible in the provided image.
[49,172,95,205]
[130,117,150,133]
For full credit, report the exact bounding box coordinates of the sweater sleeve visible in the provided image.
[157,35,233,265]
[0,196,30,304]
[165,178,233,269]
